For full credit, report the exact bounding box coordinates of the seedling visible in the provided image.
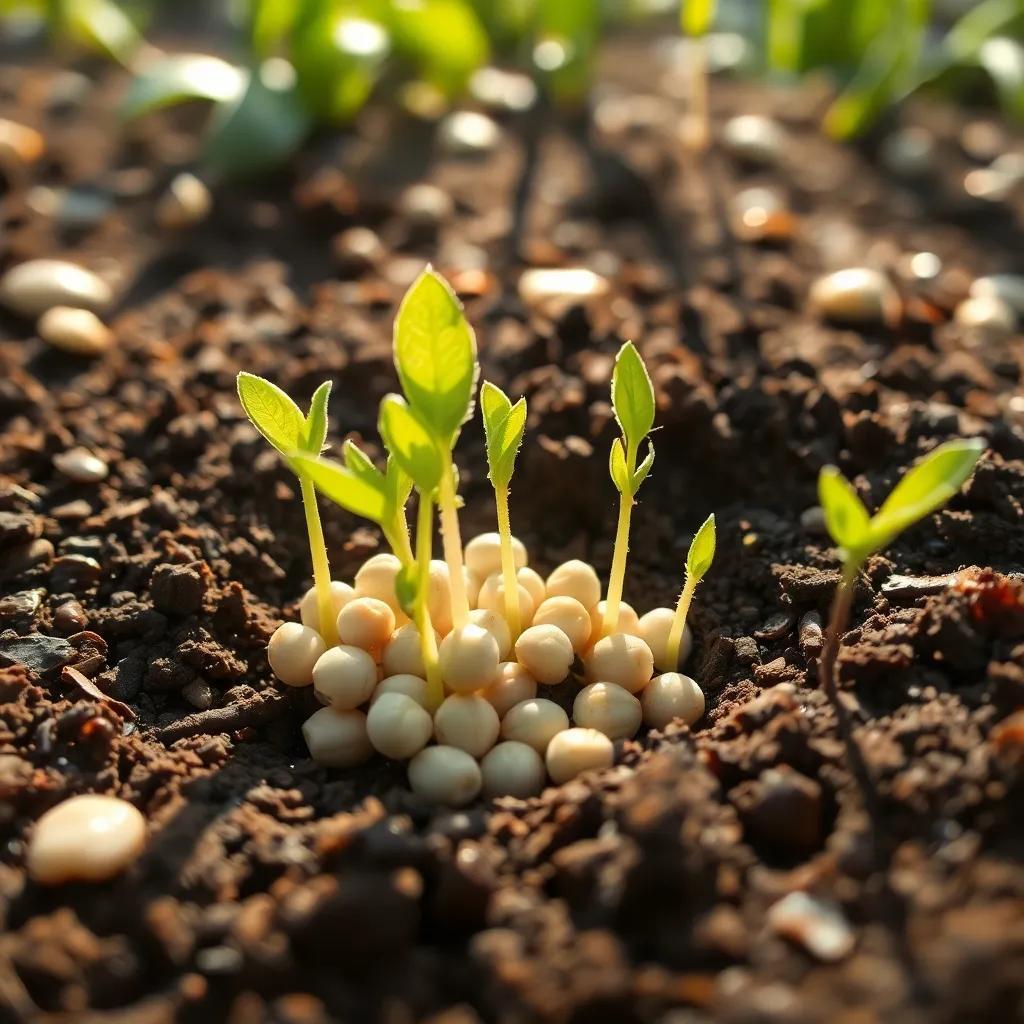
[480,381,528,638]
[237,373,339,645]
[665,513,716,672]
[603,341,656,636]
[679,0,717,151]
[392,267,478,632]
[817,438,984,809]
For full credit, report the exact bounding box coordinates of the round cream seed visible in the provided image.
[27,795,146,884]
[337,596,396,655]
[366,692,433,760]
[382,623,435,678]
[464,531,527,579]
[477,574,535,627]
[0,259,113,318]
[37,306,112,357]
[501,698,569,754]
[438,623,500,694]
[545,727,614,784]
[482,661,537,718]
[545,560,601,610]
[954,295,1016,334]
[516,567,546,609]
[408,745,482,806]
[481,741,546,798]
[312,644,377,709]
[588,600,640,647]
[468,607,512,660]
[354,553,403,615]
[584,632,654,694]
[514,624,574,685]
[268,622,326,687]
[155,172,212,230]
[302,707,373,767]
[426,559,456,635]
[637,607,693,672]
[808,268,899,326]
[371,673,430,710]
[642,672,705,729]
[433,693,500,758]
[53,447,108,483]
[532,595,592,653]
[300,581,355,631]
[573,682,642,740]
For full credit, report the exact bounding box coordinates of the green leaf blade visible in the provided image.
[611,341,655,451]
[237,372,306,461]
[121,54,247,120]
[291,453,387,524]
[303,380,332,454]
[609,437,630,495]
[818,466,872,557]
[379,394,444,494]
[481,381,527,489]
[393,268,478,444]
[343,439,386,488]
[686,513,716,582]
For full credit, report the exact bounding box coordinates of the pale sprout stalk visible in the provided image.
[438,457,470,630]
[666,574,698,671]
[602,442,637,637]
[299,475,338,646]
[681,40,709,152]
[494,484,522,639]
[415,494,444,710]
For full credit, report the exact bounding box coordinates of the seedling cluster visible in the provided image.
[240,269,714,806]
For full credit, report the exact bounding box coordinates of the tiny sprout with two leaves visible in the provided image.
[604,340,657,636]
[237,372,338,645]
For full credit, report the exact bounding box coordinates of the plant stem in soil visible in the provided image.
[438,455,470,631]
[603,442,637,636]
[665,575,698,671]
[299,474,338,646]
[415,493,443,711]
[494,483,522,639]
[681,39,710,152]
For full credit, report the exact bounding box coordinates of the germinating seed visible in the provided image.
[638,607,693,672]
[438,623,500,694]
[302,706,373,767]
[573,682,642,740]
[27,794,146,884]
[354,553,403,616]
[589,600,640,646]
[464,531,528,579]
[545,559,601,610]
[469,607,512,660]
[268,622,326,687]
[501,698,569,754]
[434,693,500,758]
[312,644,378,709]
[337,596,396,655]
[532,596,592,653]
[427,559,456,635]
[477,575,536,627]
[545,727,614,784]
[382,623,434,678]
[366,692,433,760]
[408,745,481,806]
[514,624,574,685]
[38,305,112,357]
[584,632,654,694]
[371,673,431,710]
[642,672,704,729]
[299,581,355,631]
[482,661,537,718]
[481,741,546,798]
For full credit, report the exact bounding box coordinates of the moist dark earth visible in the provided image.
[2,37,1024,1024]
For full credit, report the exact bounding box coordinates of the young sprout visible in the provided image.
[603,341,656,637]
[817,438,983,808]
[664,513,716,672]
[392,267,478,632]
[480,380,529,638]
[237,373,338,644]
[679,0,717,151]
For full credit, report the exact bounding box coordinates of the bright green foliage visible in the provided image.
[378,394,444,494]
[304,381,332,454]
[608,341,656,498]
[681,0,716,38]
[393,268,478,446]
[237,372,310,466]
[59,0,141,65]
[122,55,248,119]
[818,438,984,572]
[686,513,717,582]
[291,453,389,524]
[481,382,527,490]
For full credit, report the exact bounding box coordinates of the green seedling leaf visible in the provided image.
[611,341,655,451]
[379,394,444,494]
[385,455,415,512]
[867,438,984,550]
[681,0,717,38]
[818,466,871,555]
[393,268,478,444]
[631,442,655,492]
[343,439,386,488]
[122,54,247,120]
[61,0,141,65]
[481,381,527,490]
[686,512,716,582]
[303,380,331,454]
[609,437,630,495]
[237,372,306,458]
[291,452,388,524]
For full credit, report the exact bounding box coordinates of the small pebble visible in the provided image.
[398,183,454,228]
[469,67,537,112]
[767,891,855,962]
[53,448,109,484]
[880,127,934,177]
[0,260,113,319]
[954,295,1015,335]
[331,226,384,274]
[0,117,45,164]
[155,172,212,230]
[799,506,828,536]
[27,186,113,228]
[721,114,785,165]
[38,306,113,357]
[731,187,795,243]
[808,268,899,325]
[969,274,1024,315]
[438,111,501,156]
[518,268,610,316]
[27,794,146,884]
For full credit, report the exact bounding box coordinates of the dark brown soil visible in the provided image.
[2,37,1024,1024]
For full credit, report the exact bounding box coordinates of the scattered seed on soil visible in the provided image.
[37,305,113,357]
[767,892,855,963]
[0,259,113,318]
[52,447,109,484]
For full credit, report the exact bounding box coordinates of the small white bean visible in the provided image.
[464,532,527,579]
[482,661,537,718]
[572,682,641,740]
[469,607,512,660]
[637,607,693,672]
[302,707,373,767]
[514,624,574,685]
[382,623,434,678]
[545,560,601,610]
[408,745,482,806]
[584,632,654,694]
[477,574,535,627]
[501,698,568,754]
[337,596,396,655]
[439,623,500,694]
[300,581,355,631]
[545,727,614,784]
[268,622,326,687]
[372,673,430,710]
[433,693,500,758]
[312,645,377,709]
[533,596,591,653]
[642,672,704,729]
[366,692,433,760]
[481,741,546,798]
[588,600,640,647]
[355,553,404,616]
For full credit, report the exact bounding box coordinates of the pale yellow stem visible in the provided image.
[299,475,338,646]
[438,456,470,630]
[495,484,522,639]
[681,39,709,152]
[665,576,697,672]
[602,491,634,637]
[415,495,443,711]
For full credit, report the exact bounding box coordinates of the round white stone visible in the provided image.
[53,447,108,483]
[808,268,898,325]
[38,306,112,357]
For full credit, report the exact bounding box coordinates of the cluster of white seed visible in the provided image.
[267,533,704,805]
